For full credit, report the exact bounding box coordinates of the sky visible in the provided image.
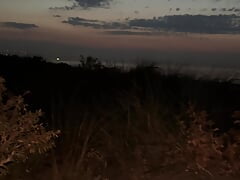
[0,0,240,68]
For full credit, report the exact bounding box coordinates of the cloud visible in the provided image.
[103,30,172,36]
[62,17,103,28]
[104,30,156,36]
[198,7,240,13]
[71,0,112,9]
[228,7,235,11]
[134,10,139,14]
[63,15,240,34]
[220,8,227,12]
[53,14,61,18]
[0,22,38,30]
[62,17,128,29]
[200,8,208,12]
[50,0,113,10]
[128,15,240,34]
[49,5,77,10]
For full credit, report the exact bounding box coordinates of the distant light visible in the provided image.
[56,57,60,61]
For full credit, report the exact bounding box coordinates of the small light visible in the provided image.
[56,57,60,61]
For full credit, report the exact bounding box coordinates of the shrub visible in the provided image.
[180,104,240,177]
[0,77,60,176]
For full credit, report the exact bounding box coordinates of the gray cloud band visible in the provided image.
[62,15,240,34]
[0,22,39,30]
[62,17,128,29]
[50,0,113,10]
[72,0,112,8]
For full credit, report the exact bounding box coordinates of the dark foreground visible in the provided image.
[0,55,240,180]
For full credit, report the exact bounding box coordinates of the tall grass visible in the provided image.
[7,92,237,180]
[0,55,240,179]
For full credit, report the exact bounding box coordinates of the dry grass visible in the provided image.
[26,98,240,180]
[0,72,240,179]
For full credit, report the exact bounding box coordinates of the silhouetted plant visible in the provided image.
[0,77,60,176]
[79,55,104,69]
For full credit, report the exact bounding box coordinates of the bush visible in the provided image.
[180,104,240,177]
[0,77,60,176]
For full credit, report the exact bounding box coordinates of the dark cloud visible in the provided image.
[62,17,128,29]
[128,15,240,34]
[0,22,38,30]
[134,10,139,14]
[71,0,112,9]
[201,7,240,13]
[221,8,227,12]
[104,30,155,36]
[62,17,103,28]
[50,0,113,10]
[49,5,77,10]
[234,8,240,12]
[63,15,240,34]
[53,14,61,18]
[103,30,172,36]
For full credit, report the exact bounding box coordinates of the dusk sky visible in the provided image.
[1,0,240,67]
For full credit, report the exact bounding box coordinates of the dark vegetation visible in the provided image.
[0,54,240,179]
